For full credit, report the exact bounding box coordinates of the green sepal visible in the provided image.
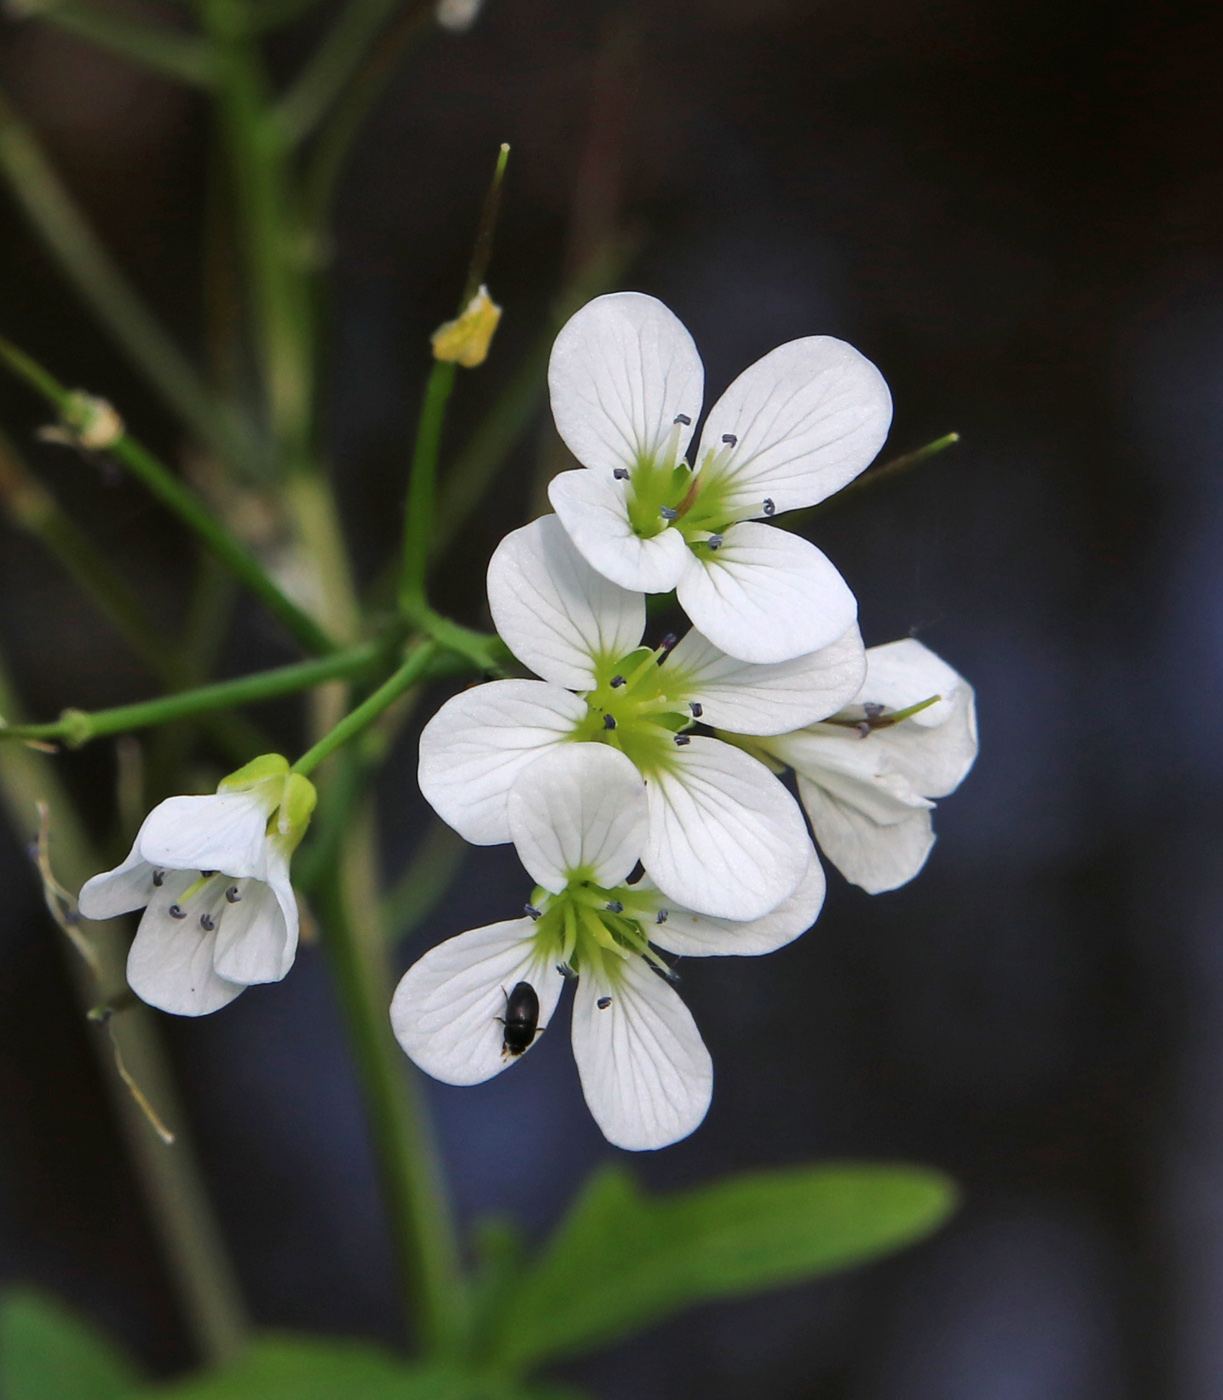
[0,1288,142,1400]
[483,1161,958,1373]
[275,771,317,847]
[218,753,290,793]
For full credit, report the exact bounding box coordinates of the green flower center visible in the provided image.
[622,431,740,550]
[569,643,696,775]
[524,874,670,983]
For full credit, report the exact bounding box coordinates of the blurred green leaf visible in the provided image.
[0,1288,142,1400]
[487,1162,957,1370]
[138,1335,587,1400]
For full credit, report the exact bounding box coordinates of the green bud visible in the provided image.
[218,753,290,793]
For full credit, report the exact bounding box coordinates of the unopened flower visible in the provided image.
[431,285,502,367]
[79,755,316,1016]
[740,639,978,893]
[418,514,863,920]
[394,743,824,1150]
[546,292,892,664]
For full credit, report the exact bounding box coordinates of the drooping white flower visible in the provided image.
[741,639,978,894]
[393,743,824,1151]
[78,755,316,1016]
[418,513,863,921]
[546,291,893,665]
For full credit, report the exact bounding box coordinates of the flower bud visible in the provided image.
[431,285,502,368]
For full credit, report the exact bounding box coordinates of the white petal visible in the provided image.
[549,468,690,593]
[390,920,564,1086]
[645,848,826,957]
[767,726,933,826]
[126,871,245,1016]
[418,680,587,844]
[487,515,645,690]
[79,842,155,919]
[676,521,858,664]
[664,623,866,736]
[135,791,273,879]
[861,638,970,728]
[643,735,810,921]
[211,853,298,985]
[695,335,892,515]
[571,954,712,1151]
[798,775,935,894]
[548,292,703,476]
[508,743,646,893]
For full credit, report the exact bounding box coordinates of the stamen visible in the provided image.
[524,903,542,920]
[226,886,242,903]
[707,534,723,550]
[610,675,626,688]
[673,413,691,426]
[200,870,217,878]
[655,908,669,924]
[763,497,776,516]
[864,702,885,718]
[152,869,165,887]
[657,633,678,660]
[660,506,679,521]
[597,996,612,1010]
[168,904,187,920]
[199,913,216,931]
[721,434,737,446]
[603,713,617,731]
[856,721,872,738]
[690,702,703,717]
[557,962,577,979]
[613,467,629,480]
[674,734,691,747]
[605,900,624,914]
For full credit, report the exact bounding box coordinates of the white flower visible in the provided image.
[744,639,978,894]
[418,513,863,920]
[546,291,893,665]
[78,755,317,1016]
[393,743,825,1151]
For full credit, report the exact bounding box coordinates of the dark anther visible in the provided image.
[64,909,81,926]
[610,675,626,688]
[856,721,873,738]
[168,904,187,920]
[658,633,678,655]
[613,467,630,480]
[674,734,691,746]
[152,869,165,887]
[690,702,703,718]
[226,886,242,903]
[557,962,577,979]
[597,995,613,1010]
[674,413,692,426]
[763,497,776,516]
[707,534,723,550]
[603,713,617,730]
[863,702,885,718]
[660,506,679,520]
[524,903,542,920]
[199,913,216,932]
[605,900,624,914]
[200,870,217,878]
[656,909,669,924]
[721,433,737,446]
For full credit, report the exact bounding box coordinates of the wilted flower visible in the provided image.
[393,743,824,1150]
[79,755,316,1016]
[740,639,978,893]
[546,291,892,664]
[418,514,863,920]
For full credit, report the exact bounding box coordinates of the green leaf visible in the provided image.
[0,1288,142,1400]
[137,1335,590,1400]
[487,1162,957,1370]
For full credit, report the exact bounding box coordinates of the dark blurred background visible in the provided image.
[2,0,1221,1395]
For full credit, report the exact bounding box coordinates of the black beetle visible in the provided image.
[499,981,542,1057]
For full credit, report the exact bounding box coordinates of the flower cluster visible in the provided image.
[404,293,978,1148]
[76,291,978,1154]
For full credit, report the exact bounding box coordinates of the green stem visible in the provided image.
[276,0,412,145]
[0,653,248,1366]
[17,0,215,84]
[291,643,436,775]
[381,817,466,943]
[0,85,256,472]
[0,336,338,656]
[0,642,386,746]
[398,361,456,612]
[793,432,962,527]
